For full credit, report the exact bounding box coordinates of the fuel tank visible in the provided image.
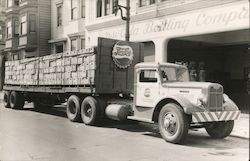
[105,104,130,121]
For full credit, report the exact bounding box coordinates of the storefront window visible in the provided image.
[97,0,102,17]
[71,39,77,51]
[0,26,2,40]
[139,0,155,7]
[81,38,85,49]
[104,0,111,16]
[29,14,36,33]
[14,20,19,35]
[112,0,118,14]
[20,15,27,35]
[97,0,117,17]
[81,0,85,18]
[7,0,12,8]
[57,4,62,26]
[6,20,12,38]
[71,0,78,20]
[55,43,64,53]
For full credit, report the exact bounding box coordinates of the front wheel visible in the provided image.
[205,120,234,138]
[158,103,189,144]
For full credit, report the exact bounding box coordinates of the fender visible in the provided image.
[154,94,204,116]
[223,94,239,111]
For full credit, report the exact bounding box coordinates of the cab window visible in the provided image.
[139,70,158,83]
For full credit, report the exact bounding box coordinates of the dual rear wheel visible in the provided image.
[4,91,24,109]
[66,95,105,125]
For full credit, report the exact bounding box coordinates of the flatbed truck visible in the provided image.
[1,38,240,143]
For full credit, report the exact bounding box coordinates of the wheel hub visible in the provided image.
[87,108,92,115]
[69,102,76,114]
[85,105,92,117]
[163,113,177,135]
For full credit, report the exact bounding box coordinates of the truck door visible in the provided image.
[135,69,160,107]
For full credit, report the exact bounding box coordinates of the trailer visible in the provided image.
[1,38,240,144]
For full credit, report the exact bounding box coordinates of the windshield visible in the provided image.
[160,66,189,83]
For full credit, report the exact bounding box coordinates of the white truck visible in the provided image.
[2,38,240,143]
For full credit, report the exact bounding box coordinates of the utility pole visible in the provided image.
[114,0,130,41]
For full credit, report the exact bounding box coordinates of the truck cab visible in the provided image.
[128,62,240,143]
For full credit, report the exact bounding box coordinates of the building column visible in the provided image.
[153,38,169,63]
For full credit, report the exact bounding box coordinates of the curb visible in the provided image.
[230,134,249,140]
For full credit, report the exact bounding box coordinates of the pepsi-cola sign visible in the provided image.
[112,41,134,69]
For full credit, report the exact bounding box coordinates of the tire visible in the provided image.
[81,96,104,125]
[205,120,234,138]
[158,103,189,144]
[66,95,81,122]
[9,91,25,110]
[3,91,11,108]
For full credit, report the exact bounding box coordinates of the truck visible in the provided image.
[1,38,240,144]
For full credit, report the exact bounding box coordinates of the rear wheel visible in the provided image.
[9,91,25,110]
[158,103,189,144]
[81,96,105,125]
[205,120,234,138]
[3,91,11,108]
[66,95,81,122]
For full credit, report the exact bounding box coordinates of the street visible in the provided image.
[0,102,249,161]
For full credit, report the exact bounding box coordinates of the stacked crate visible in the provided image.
[62,48,96,85]
[5,61,17,85]
[5,48,96,86]
[39,53,63,85]
[4,58,39,85]
[21,58,39,85]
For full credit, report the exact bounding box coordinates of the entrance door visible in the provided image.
[135,69,160,107]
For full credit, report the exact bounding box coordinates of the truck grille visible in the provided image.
[207,86,223,111]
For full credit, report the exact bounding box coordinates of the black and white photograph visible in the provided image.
[0,0,249,161]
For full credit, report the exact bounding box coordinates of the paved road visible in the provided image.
[0,103,248,161]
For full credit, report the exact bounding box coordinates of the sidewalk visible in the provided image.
[231,113,249,139]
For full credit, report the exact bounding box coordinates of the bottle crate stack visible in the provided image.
[4,48,96,86]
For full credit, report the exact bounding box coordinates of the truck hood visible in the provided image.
[163,82,219,89]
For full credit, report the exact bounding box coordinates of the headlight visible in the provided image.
[223,94,229,103]
[197,96,207,107]
[196,98,202,107]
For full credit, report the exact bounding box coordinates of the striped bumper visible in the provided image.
[192,110,241,123]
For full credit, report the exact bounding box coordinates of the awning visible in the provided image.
[68,32,85,38]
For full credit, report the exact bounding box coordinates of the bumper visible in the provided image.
[192,110,241,123]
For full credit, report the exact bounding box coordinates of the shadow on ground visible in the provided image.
[12,103,248,150]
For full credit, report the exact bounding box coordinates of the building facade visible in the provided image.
[4,0,51,60]
[85,0,250,111]
[49,0,85,54]
[0,0,6,51]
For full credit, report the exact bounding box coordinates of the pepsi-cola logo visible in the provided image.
[112,41,134,69]
[144,88,151,97]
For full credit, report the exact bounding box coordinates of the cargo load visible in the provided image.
[4,38,143,94]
